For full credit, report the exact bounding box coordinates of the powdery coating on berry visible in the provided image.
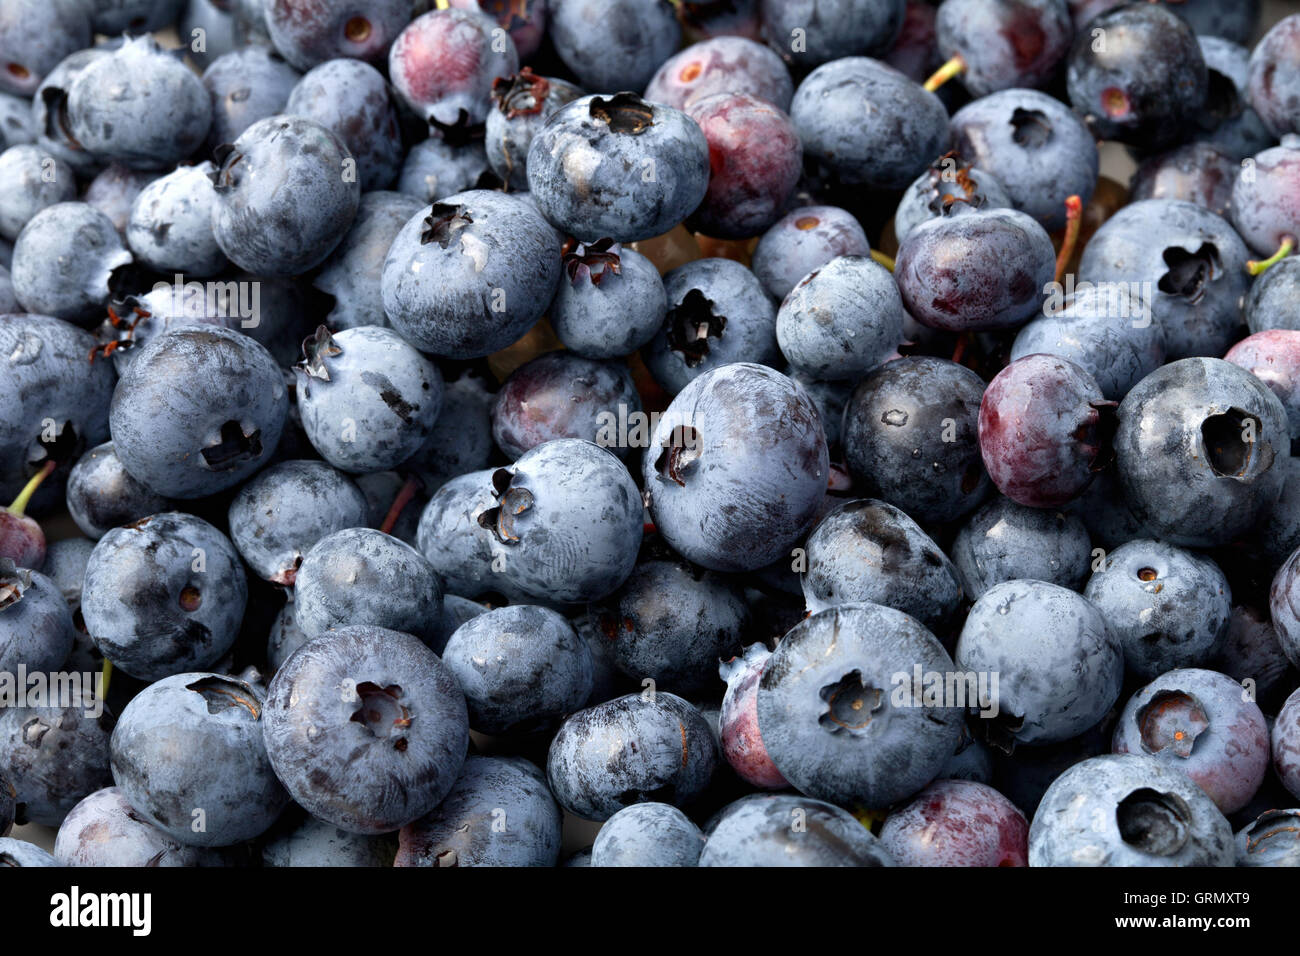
[951,496,1090,600]
[759,0,906,68]
[752,205,870,302]
[1246,257,1300,334]
[550,244,667,359]
[415,468,514,599]
[1235,809,1300,867]
[396,138,493,205]
[1130,142,1237,218]
[0,0,92,98]
[0,687,111,826]
[718,644,787,789]
[548,0,681,92]
[286,58,403,191]
[10,202,133,325]
[880,778,1028,866]
[646,36,793,112]
[591,802,704,867]
[485,71,583,192]
[1232,141,1300,257]
[389,8,518,127]
[0,567,75,689]
[1274,688,1300,801]
[0,144,76,241]
[126,162,227,277]
[313,191,424,331]
[1248,14,1300,138]
[201,46,301,152]
[893,157,1013,242]
[265,0,413,71]
[263,815,397,867]
[699,792,893,866]
[53,787,225,867]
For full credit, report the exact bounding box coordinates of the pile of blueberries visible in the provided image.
[4,0,1300,869]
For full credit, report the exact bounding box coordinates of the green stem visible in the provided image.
[1248,235,1296,276]
[7,461,55,517]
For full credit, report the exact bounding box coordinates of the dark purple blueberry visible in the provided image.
[1231,139,1300,258]
[0,685,109,826]
[717,644,787,789]
[1196,36,1273,162]
[389,9,518,129]
[65,441,173,540]
[884,0,941,83]
[286,58,402,191]
[881,779,1029,866]
[54,786,225,866]
[951,495,1091,599]
[402,369,496,492]
[934,0,1072,97]
[201,46,300,151]
[1129,143,1237,219]
[893,154,1013,241]
[759,0,906,69]
[1225,331,1300,440]
[1248,14,1300,139]
[645,36,792,112]
[549,0,680,93]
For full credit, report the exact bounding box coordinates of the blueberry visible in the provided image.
[549,0,680,93]
[54,786,226,866]
[226,459,368,585]
[210,115,359,277]
[591,802,704,867]
[549,240,667,359]
[94,285,243,378]
[1063,465,1149,552]
[787,367,852,450]
[1248,13,1300,138]
[1129,142,1238,219]
[1269,544,1300,669]
[1196,36,1273,162]
[893,154,1012,242]
[201,46,300,151]
[382,189,562,358]
[84,163,156,235]
[266,595,308,673]
[527,93,710,244]
[751,205,871,302]
[546,691,716,821]
[0,262,12,313]
[940,723,995,784]
[643,363,828,572]
[698,793,894,866]
[0,144,76,241]
[0,91,34,150]
[645,36,793,112]
[1276,687,1300,800]
[0,563,75,674]
[262,812,397,867]
[109,326,287,498]
[441,605,593,734]
[292,527,444,648]
[125,161,226,276]
[0,837,58,867]
[403,369,496,492]
[1115,358,1289,548]
[880,778,1029,866]
[395,137,494,205]
[644,258,778,394]
[717,644,788,789]
[1169,0,1259,45]
[1213,604,1294,711]
[759,0,906,69]
[90,0,186,35]
[415,468,513,599]
[934,0,1072,97]
[451,0,548,61]
[951,495,1092,600]
[110,672,288,846]
[1235,809,1300,867]
[286,58,402,191]
[1246,256,1300,333]
[485,69,584,192]
[31,47,110,178]
[955,579,1122,748]
[0,685,110,826]
[11,202,133,324]
[1231,139,1300,259]
[81,512,247,681]
[0,0,92,97]
[790,57,947,190]
[395,755,561,867]
[178,0,238,71]
[264,0,412,72]
[263,624,468,834]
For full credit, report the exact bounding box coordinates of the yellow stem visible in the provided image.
[1248,235,1296,276]
[7,461,55,517]
[870,249,895,272]
[923,55,965,93]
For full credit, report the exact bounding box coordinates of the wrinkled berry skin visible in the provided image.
[109,327,288,499]
[978,354,1109,508]
[894,160,1012,242]
[1227,332,1300,441]
[483,439,643,603]
[952,496,1091,600]
[314,191,424,331]
[396,755,562,867]
[644,258,778,395]
[791,57,947,190]
[776,255,902,381]
[265,0,412,72]
[286,59,402,191]
[1065,4,1206,152]
[0,689,112,826]
[718,644,787,789]
[110,672,288,846]
[1277,688,1300,800]
[201,46,301,151]
[546,692,716,821]
[126,162,227,276]
[81,512,248,682]
[956,579,1122,747]
[0,144,77,242]
[549,0,680,93]
[492,351,640,460]
[592,802,704,867]
[383,190,561,358]
[1112,669,1268,815]
[296,325,443,473]
[0,0,92,97]
[262,813,397,867]
[1028,754,1234,866]
[1236,809,1300,867]
[11,202,133,325]
[211,115,359,277]
[752,205,871,302]
[881,779,1029,866]
[936,0,1071,98]
[643,363,828,573]
[293,528,444,648]
[485,72,583,193]
[1248,14,1300,138]
[263,625,469,835]
[54,787,226,866]
[802,499,964,631]
[441,605,593,734]
[527,93,710,244]
[227,460,368,585]
[550,243,666,359]
[758,602,963,808]
[1231,141,1300,258]
[760,0,905,69]
[1115,358,1290,548]
[389,9,518,128]
[646,36,792,112]
[67,36,211,169]
[701,793,893,866]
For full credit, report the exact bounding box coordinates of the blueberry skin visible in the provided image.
[201,46,300,151]
[1115,358,1289,548]
[1129,142,1238,219]
[81,512,248,681]
[700,793,893,866]
[96,283,243,378]
[549,0,681,93]
[1011,284,1166,401]
[109,326,288,498]
[210,115,359,277]
[1269,543,1300,669]
[0,0,92,98]
[396,755,562,867]
[262,814,397,867]
[787,368,851,449]
[776,255,903,381]
[1029,754,1235,866]
[644,258,778,395]
[949,88,1099,232]
[951,496,1091,600]
[84,163,156,235]
[415,468,512,599]
[645,36,793,112]
[593,559,750,696]
[1248,14,1300,138]
[802,499,964,632]
[486,72,585,192]
[264,0,410,72]
[178,0,238,71]
[441,605,594,735]
[1197,36,1273,162]
[645,363,827,572]
[293,527,444,648]
[0,263,12,313]
[1,313,116,513]
[382,189,562,358]
[1213,605,1293,710]
[286,59,402,192]
[395,138,493,205]
[91,0,186,34]
[30,47,111,178]
[313,192,423,332]
[880,779,1029,867]
[0,144,76,241]
[757,602,962,807]
[0,688,112,826]
[842,356,990,524]
[546,692,717,821]
[592,802,704,867]
[0,779,13,836]
[0,92,33,150]
[40,536,95,609]
[54,786,226,866]
[1277,688,1300,800]
[0,567,75,675]
[792,56,946,190]
[125,161,226,276]
[110,673,288,846]
[11,202,133,324]
[1246,257,1300,334]
[752,205,871,302]
[483,439,643,603]
[267,597,310,673]
[527,93,710,244]
[1077,200,1249,361]
[295,325,443,473]
[956,580,1122,747]
[66,36,211,169]
[1236,809,1300,867]
[934,0,1071,98]
[0,837,57,867]
[759,0,905,69]
[403,370,496,493]
[893,160,1012,242]
[263,624,469,834]
[1231,140,1300,258]
[227,460,368,585]
[550,243,667,359]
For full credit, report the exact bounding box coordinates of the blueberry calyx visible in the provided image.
[39,86,83,150]
[299,326,341,381]
[1009,107,1052,148]
[478,468,533,544]
[1136,689,1209,759]
[665,289,726,367]
[420,203,474,248]
[199,421,264,471]
[428,109,483,147]
[818,670,883,734]
[350,682,412,750]
[210,144,242,192]
[1201,408,1268,479]
[1158,243,1220,304]
[589,93,655,135]
[186,676,261,719]
[653,426,701,487]
[492,67,551,119]
[1115,787,1191,856]
[562,238,622,286]
[0,560,31,610]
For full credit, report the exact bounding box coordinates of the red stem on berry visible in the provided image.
[379,476,421,535]
[1054,195,1084,286]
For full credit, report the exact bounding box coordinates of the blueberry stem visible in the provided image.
[100,659,113,700]
[923,55,965,93]
[1247,235,1296,276]
[951,333,968,365]
[379,476,421,535]
[6,461,55,517]
[1054,194,1083,286]
[869,249,895,272]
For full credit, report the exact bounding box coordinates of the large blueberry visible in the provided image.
[11,202,133,324]
[699,793,894,866]
[591,802,704,867]
[951,495,1091,600]
[0,565,75,675]
[548,0,680,92]
[286,58,402,191]
[549,241,667,359]
[0,687,111,827]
